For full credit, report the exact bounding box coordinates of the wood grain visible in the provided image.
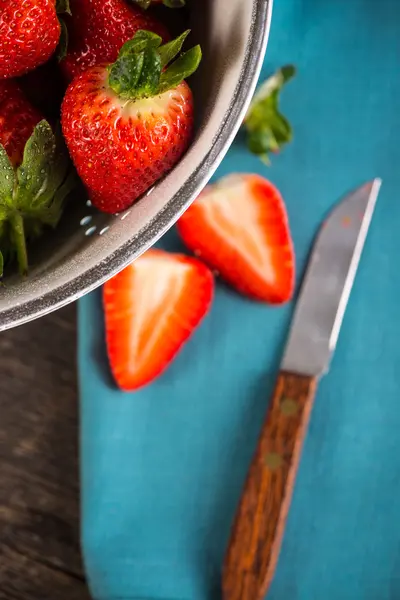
[0,305,90,600]
[223,371,317,600]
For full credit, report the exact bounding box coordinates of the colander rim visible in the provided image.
[0,0,273,331]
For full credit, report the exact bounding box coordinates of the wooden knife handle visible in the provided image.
[223,371,317,600]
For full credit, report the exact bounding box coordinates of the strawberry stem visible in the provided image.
[0,121,76,277]
[244,65,296,163]
[108,29,201,100]
[10,212,28,275]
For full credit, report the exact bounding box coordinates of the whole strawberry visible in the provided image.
[0,0,70,79]
[61,30,201,214]
[61,0,169,82]
[0,80,75,276]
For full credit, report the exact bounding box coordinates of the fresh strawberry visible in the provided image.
[103,248,214,391]
[60,0,170,82]
[177,174,295,304]
[62,29,201,214]
[0,0,70,79]
[0,80,76,276]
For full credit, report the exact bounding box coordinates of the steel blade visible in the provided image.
[281,178,382,377]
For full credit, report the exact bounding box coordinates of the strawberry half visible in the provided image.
[177,174,295,304]
[0,0,70,79]
[103,249,214,391]
[62,29,201,214]
[61,0,170,82]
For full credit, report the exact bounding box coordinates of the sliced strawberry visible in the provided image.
[103,249,214,391]
[177,174,295,304]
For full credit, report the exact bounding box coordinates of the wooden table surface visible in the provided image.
[0,305,91,600]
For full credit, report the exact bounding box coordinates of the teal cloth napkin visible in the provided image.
[78,1,400,598]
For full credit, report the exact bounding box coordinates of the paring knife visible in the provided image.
[223,179,382,600]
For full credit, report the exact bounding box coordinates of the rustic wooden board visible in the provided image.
[0,305,90,600]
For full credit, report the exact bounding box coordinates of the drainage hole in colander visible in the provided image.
[146,185,155,197]
[86,199,92,207]
[120,211,131,221]
[99,226,110,236]
[85,226,97,236]
[80,215,92,226]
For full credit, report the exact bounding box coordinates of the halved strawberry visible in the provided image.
[177,174,295,304]
[103,249,214,391]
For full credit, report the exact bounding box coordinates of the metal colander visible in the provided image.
[0,0,271,331]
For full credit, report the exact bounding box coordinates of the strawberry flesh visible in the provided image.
[177,174,295,304]
[103,249,214,391]
[0,81,75,276]
[0,0,60,79]
[61,0,169,82]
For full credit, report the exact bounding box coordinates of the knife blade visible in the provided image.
[223,179,382,600]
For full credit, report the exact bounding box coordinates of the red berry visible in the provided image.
[0,0,60,79]
[61,0,169,82]
[103,249,214,391]
[61,66,194,214]
[0,80,42,166]
[177,174,295,304]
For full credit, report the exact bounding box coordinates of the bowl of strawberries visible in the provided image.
[0,0,271,330]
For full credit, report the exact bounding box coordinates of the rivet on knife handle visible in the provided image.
[223,371,317,600]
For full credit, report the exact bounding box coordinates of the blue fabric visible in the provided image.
[78,1,400,598]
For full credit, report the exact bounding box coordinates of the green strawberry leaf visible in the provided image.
[56,0,71,15]
[56,0,71,61]
[159,45,201,93]
[40,168,81,228]
[133,0,152,7]
[16,121,56,209]
[158,30,190,69]
[244,65,296,163]
[108,29,201,100]
[109,47,161,98]
[135,47,162,96]
[57,18,69,61]
[0,120,76,276]
[118,30,162,58]
[0,146,16,205]
[163,0,185,6]
[109,53,145,97]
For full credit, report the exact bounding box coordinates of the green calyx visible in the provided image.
[0,120,77,278]
[56,0,71,61]
[244,65,296,164]
[108,29,201,100]
[132,0,185,8]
